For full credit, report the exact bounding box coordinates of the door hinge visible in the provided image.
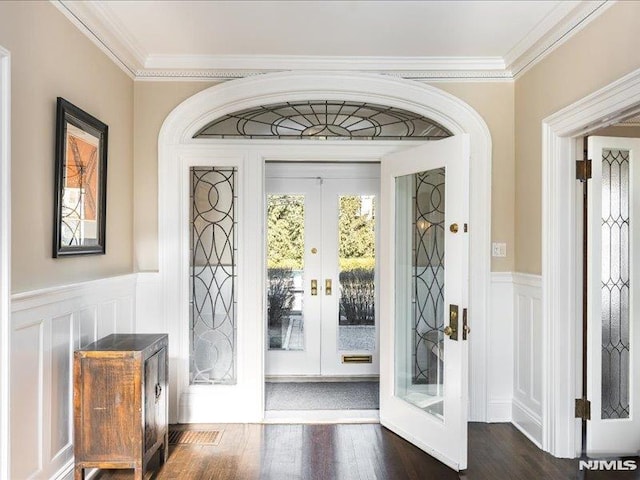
[576,159,592,182]
[575,397,591,420]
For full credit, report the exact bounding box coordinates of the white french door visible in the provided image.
[265,164,380,377]
[379,135,470,471]
[587,136,640,456]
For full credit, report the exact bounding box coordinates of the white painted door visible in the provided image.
[266,165,379,377]
[379,135,470,471]
[587,136,640,456]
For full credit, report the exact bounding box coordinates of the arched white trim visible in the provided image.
[158,71,492,423]
[542,67,640,458]
[0,44,11,480]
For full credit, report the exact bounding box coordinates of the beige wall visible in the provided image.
[435,82,515,272]
[133,81,515,272]
[0,1,134,293]
[514,2,640,274]
[133,82,219,271]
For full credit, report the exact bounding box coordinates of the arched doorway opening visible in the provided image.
[157,72,492,435]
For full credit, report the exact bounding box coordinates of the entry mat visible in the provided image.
[266,381,379,410]
[168,429,223,445]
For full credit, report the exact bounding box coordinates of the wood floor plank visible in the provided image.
[93,423,638,480]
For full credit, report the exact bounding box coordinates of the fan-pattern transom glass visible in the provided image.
[194,101,452,140]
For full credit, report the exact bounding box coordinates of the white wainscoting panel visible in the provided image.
[487,272,514,422]
[512,273,543,447]
[10,274,136,480]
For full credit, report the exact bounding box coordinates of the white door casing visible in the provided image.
[0,44,10,480]
[542,67,640,458]
[379,136,470,471]
[158,72,491,424]
[587,136,640,456]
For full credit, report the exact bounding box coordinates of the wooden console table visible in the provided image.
[73,333,168,480]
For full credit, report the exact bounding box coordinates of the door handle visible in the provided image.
[444,304,459,341]
[325,279,332,296]
[311,279,318,296]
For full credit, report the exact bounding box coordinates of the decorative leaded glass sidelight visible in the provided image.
[190,167,237,385]
[413,169,446,385]
[601,149,630,419]
[193,101,452,140]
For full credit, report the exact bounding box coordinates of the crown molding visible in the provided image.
[52,0,613,82]
[507,0,614,78]
[144,54,506,73]
[52,0,145,78]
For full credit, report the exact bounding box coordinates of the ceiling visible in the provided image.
[54,0,611,81]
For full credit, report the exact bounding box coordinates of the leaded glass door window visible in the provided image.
[587,136,640,456]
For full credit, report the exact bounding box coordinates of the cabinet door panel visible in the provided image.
[78,358,137,460]
[144,352,159,450]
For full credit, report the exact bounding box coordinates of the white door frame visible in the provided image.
[0,44,11,480]
[542,66,640,457]
[158,71,492,423]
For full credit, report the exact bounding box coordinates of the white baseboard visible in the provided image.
[487,398,513,422]
[512,397,543,448]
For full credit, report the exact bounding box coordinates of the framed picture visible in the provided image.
[53,97,108,257]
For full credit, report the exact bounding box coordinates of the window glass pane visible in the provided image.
[267,195,305,351]
[193,101,452,140]
[338,195,376,351]
[601,149,630,419]
[395,168,445,421]
[190,167,236,385]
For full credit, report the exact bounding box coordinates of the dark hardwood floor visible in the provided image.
[94,423,640,480]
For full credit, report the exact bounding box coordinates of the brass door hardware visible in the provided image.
[462,308,469,340]
[450,223,459,233]
[342,354,372,364]
[311,279,318,296]
[445,304,459,341]
[311,247,318,254]
[325,279,332,295]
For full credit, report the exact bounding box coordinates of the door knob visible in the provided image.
[444,326,454,336]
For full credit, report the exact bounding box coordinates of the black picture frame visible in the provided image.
[53,97,108,257]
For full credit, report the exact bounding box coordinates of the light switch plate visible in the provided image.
[492,242,507,257]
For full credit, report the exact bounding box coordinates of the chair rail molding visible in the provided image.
[157,71,493,423]
[0,44,11,480]
[542,66,640,458]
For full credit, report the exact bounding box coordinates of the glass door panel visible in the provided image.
[338,195,376,352]
[267,194,305,352]
[395,168,445,419]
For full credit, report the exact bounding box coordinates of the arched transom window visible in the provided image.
[194,100,452,140]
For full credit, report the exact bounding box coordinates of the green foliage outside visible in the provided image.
[267,194,375,271]
[267,195,305,269]
[267,194,376,326]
